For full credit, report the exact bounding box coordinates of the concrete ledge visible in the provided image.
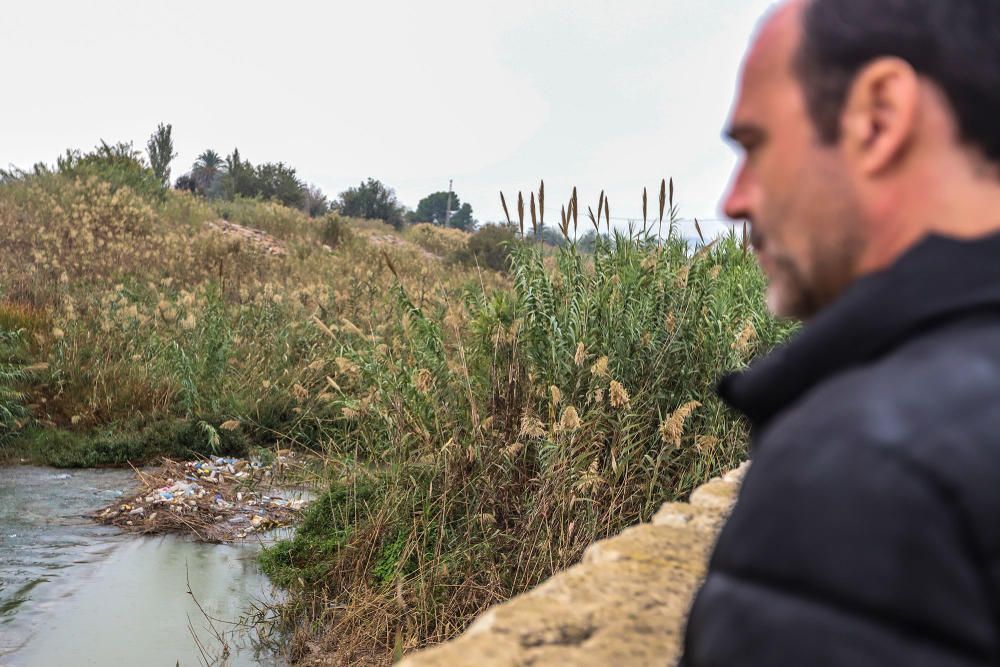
[400,463,748,667]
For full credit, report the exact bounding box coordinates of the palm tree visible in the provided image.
[191,149,224,196]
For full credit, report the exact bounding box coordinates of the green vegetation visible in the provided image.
[412,190,477,230]
[0,137,790,663]
[256,185,791,663]
[146,123,176,190]
[336,178,408,229]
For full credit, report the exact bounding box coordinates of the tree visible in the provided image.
[302,184,330,218]
[220,148,258,200]
[337,178,407,229]
[191,149,225,196]
[414,190,477,230]
[253,161,305,209]
[174,173,197,193]
[414,191,458,225]
[146,123,176,189]
[449,203,476,231]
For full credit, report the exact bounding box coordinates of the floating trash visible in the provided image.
[94,453,309,542]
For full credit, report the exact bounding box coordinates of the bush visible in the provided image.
[336,178,407,229]
[56,141,165,201]
[451,224,518,272]
[319,213,352,248]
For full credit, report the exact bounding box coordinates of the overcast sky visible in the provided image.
[2,0,774,238]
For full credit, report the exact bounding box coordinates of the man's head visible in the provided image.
[724,0,1000,319]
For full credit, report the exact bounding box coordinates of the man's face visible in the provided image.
[723,4,865,320]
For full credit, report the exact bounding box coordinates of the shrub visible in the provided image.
[452,223,518,272]
[57,141,165,201]
[319,213,352,248]
[336,178,407,229]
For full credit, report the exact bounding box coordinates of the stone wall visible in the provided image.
[399,463,747,667]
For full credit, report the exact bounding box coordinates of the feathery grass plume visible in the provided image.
[335,356,359,376]
[340,318,364,336]
[604,195,611,232]
[560,205,569,240]
[219,419,240,431]
[519,415,547,439]
[412,368,434,394]
[500,191,512,226]
[692,239,719,262]
[558,406,581,432]
[732,320,758,354]
[574,459,604,493]
[571,187,578,238]
[381,249,400,280]
[659,400,702,448]
[598,190,605,223]
[695,435,719,453]
[503,441,525,458]
[311,314,336,338]
[530,192,538,239]
[588,205,599,233]
[538,180,545,227]
[550,385,562,407]
[517,191,525,234]
[590,355,609,377]
[695,218,706,245]
[659,178,666,225]
[609,380,630,408]
[642,186,648,235]
[574,342,586,366]
[674,265,690,289]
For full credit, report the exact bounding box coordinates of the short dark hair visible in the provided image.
[796,0,1000,165]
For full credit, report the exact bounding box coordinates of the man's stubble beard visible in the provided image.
[764,221,866,321]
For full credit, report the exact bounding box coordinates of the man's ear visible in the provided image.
[840,57,920,176]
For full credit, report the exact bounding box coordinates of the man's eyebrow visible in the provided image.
[725,124,766,145]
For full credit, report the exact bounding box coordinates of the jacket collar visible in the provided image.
[718,230,1000,432]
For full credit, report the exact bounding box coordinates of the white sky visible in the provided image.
[2,0,774,238]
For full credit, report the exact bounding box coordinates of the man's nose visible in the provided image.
[722,166,753,222]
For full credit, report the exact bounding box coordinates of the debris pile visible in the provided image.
[95,455,309,542]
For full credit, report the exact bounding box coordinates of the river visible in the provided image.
[0,466,289,666]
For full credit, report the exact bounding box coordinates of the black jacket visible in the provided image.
[681,232,1000,666]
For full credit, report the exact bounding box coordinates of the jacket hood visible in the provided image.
[718,230,1000,432]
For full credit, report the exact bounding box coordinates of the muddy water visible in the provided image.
[0,467,288,666]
